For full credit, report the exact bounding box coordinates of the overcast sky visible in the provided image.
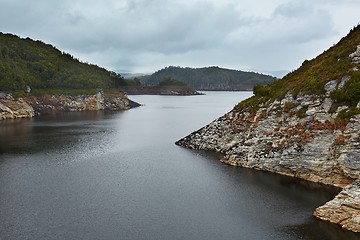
[0,0,359,76]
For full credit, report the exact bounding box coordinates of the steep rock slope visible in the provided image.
[176,26,360,232]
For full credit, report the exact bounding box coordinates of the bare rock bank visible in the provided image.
[0,92,139,120]
[0,94,34,120]
[176,79,360,232]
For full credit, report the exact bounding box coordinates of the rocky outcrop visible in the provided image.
[350,45,360,64]
[0,92,139,120]
[314,179,360,232]
[0,94,34,120]
[176,77,360,232]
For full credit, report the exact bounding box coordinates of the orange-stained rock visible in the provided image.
[0,97,34,120]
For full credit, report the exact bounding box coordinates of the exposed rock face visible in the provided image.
[0,95,34,120]
[350,45,360,64]
[176,79,360,232]
[314,179,360,232]
[0,92,139,120]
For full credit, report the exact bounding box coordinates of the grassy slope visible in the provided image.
[235,25,360,112]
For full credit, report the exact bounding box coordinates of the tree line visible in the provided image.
[0,33,129,96]
[138,66,277,91]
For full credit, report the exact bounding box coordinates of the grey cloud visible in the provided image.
[41,0,247,61]
[274,1,310,18]
[0,0,359,73]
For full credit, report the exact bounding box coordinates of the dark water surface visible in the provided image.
[0,92,358,240]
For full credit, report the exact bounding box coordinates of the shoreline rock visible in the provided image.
[0,96,35,120]
[314,179,360,232]
[176,80,360,233]
[0,92,140,120]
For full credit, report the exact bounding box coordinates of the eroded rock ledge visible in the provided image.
[176,79,360,232]
[0,95,34,120]
[314,179,360,232]
[0,92,139,120]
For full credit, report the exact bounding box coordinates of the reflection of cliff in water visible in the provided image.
[0,111,123,155]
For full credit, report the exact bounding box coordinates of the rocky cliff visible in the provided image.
[176,26,360,233]
[0,94,34,120]
[0,92,139,120]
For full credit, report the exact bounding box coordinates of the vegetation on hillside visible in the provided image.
[138,66,277,90]
[235,25,360,116]
[158,76,187,86]
[122,76,199,95]
[0,33,129,96]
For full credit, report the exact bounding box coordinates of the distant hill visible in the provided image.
[0,33,127,96]
[117,71,149,79]
[122,76,200,95]
[138,66,277,91]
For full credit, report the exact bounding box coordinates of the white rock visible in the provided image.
[336,106,349,113]
[306,107,317,116]
[324,80,338,95]
[350,44,360,64]
[338,76,350,89]
[322,98,333,113]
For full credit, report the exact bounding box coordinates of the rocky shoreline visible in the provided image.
[175,41,360,233]
[176,81,360,233]
[0,92,139,120]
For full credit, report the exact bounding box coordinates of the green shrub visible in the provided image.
[330,73,360,107]
[296,107,308,118]
[283,102,296,112]
[253,84,270,97]
[158,76,186,87]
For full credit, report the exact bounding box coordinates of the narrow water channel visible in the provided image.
[1,92,356,240]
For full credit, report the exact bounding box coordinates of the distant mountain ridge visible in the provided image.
[138,66,277,91]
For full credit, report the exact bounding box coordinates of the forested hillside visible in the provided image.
[139,66,277,90]
[0,33,126,96]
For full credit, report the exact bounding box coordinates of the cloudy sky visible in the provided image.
[0,0,359,76]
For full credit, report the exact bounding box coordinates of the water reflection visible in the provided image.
[1,93,359,240]
[0,111,125,155]
[284,219,360,240]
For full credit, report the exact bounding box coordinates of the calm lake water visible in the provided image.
[0,91,358,240]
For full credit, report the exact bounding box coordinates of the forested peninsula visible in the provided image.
[176,25,360,233]
[0,33,140,120]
